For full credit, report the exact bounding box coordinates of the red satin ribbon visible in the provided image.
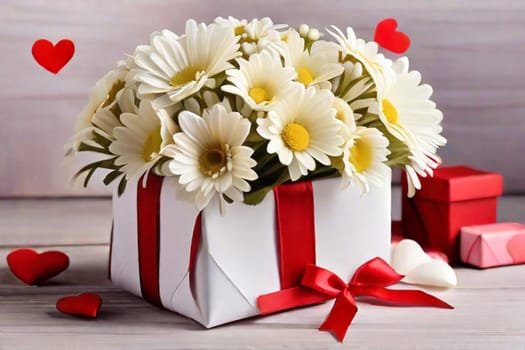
[302,257,454,342]
[136,173,164,306]
[260,181,339,315]
[135,174,203,311]
[273,181,316,289]
[258,182,328,312]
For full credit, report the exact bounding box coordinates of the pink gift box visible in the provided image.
[460,222,525,268]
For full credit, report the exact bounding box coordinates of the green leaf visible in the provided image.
[357,113,381,127]
[258,158,286,178]
[77,142,113,155]
[72,156,120,188]
[117,176,128,197]
[365,118,412,167]
[299,165,339,182]
[223,194,234,204]
[103,170,124,186]
[243,188,272,205]
[253,152,278,174]
[360,90,377,100]
[338,76,366,102]
[152,156,170,175]
[243,170,290,205]
[246,130,265,143]
[92,131,112,149]
[72,163,95,184]
[83,167,97,187]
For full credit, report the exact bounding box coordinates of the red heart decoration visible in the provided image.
[56,293,102,318]
[31,38,75,74]
[374,18,411,54]
[6,248,70,285]
[507,233,525,264]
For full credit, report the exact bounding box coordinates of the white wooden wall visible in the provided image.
[1,0,524,196]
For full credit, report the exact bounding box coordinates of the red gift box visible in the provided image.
[401,166,503,262]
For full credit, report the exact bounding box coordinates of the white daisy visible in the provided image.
[164,104,258,213]
[109,101,166,183]
[404,149,443,198]
[132,20,241,109]
[222,50,297,111]
[373,57,446,196]
[216,16,285,56]
[116,85,139,114]
[90,85,141,142]
[214,16,249,36]
[66,67,128,155]
[90,109,120,142]
[257,85,344,181]
[116,55,138,85]
[281,29,343,87]
[341,126,390,193]
[332,96,356,140]
[327,25,392,93]
[157,108,179,148]
[332,61,377,118]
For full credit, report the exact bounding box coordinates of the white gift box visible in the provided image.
[110,169,391,328]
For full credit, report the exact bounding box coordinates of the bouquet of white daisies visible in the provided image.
[66,17,446,213]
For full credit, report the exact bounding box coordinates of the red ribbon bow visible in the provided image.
[302,257,453,342]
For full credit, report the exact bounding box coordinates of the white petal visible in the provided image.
[178,111,211,146]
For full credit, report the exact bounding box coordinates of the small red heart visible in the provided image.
[56,293,102,318]
[6,248,69,285]
[374,18,411,54]
[32,38,75,74]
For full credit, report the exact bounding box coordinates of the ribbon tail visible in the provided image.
[362,287,454,309]
[319,289,358,342]
[258,287,328,315]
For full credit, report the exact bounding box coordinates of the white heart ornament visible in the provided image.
[391,239,457,288]
[390,239,431,274]
[402,259,457,288]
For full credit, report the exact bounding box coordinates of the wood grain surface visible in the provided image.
[1,0,524,197]
[1,244,525,350]
[0,194,524,349]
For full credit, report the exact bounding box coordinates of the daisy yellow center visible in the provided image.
[199,147,227,177]
[335,107,346,123]
[170,66,199,87]
[382,99,399,125]
[249,87,270,104]
[296,66,314,85]
[349,138,373,173]
[281,34,289,42]
[143,127,162,162]
[234,25,245,36]
[282,122,310,152]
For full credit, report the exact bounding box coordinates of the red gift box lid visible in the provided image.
[406,166,503,202]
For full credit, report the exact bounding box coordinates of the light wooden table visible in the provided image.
[1,191,524,350]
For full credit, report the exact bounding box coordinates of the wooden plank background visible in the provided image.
[1,0,524,196]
